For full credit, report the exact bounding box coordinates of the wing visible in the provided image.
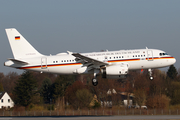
[72,53,108,69]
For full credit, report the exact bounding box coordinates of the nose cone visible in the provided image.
[164,57,176,67]
[172,57,176,64]
[168,57,176,66]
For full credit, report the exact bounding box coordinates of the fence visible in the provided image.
[0,109,180,116]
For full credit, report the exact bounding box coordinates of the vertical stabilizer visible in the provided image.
[5,28,43,59]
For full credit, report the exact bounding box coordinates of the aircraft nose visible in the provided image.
[165,57,176,67]
[170,57,176,65]
[172,57,176,64]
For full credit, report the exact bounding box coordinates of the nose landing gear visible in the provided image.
[148,69,153,80]
[149,76,153,80]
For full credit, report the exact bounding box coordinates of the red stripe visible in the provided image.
[108,58,140,63]
[18,57,175,70]
[19,63,82,69]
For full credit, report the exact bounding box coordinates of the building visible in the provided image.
[0,92,14,109]
[101,89,117,108]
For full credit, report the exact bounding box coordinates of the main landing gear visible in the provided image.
[92,78,98,86]
[92,69,99,86]
[148,68,153,80]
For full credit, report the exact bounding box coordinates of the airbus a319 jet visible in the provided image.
[4,28,176,86]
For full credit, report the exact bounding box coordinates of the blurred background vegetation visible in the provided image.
[0,65,180,111]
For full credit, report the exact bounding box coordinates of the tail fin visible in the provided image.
[5,28,43,59]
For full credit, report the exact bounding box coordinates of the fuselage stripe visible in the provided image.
[18,56,175,70]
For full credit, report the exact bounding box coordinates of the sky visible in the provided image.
[0,0,180,74]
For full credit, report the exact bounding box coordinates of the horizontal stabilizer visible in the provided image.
[8,58,29,65]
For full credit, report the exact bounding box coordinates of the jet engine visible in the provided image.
[101,63,128,79]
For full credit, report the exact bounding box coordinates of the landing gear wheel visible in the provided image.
[148,69,153,81]
[149,76,153,80]
[92,78,98,86]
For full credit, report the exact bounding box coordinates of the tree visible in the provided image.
[13,71,37,106]
[0,83,4,92]
[51,75,76,109]
[149,70,166,96]
[146,94,170,109]
[76,89,93,109]
[134,88,147,108]
[40,77,52,103]
[65,80,86,109]
[2,72,19,93]
[167,81,180,105]
[167,65,178,80]
[0,73,4,81]
[52,75,75,100]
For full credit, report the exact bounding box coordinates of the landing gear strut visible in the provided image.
[148,69,153,80]
[92,69,99,86]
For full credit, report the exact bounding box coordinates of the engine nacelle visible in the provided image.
[74,66,88,74]
[101,63,128,79]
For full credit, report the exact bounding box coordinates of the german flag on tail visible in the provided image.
[15,36,20,40]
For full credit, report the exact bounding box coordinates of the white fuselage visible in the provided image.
[4,28,176,85]
[5,48,176,74]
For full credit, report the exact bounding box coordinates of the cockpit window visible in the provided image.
[160,53,168,56]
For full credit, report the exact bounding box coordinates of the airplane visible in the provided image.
[4,28,176,86]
